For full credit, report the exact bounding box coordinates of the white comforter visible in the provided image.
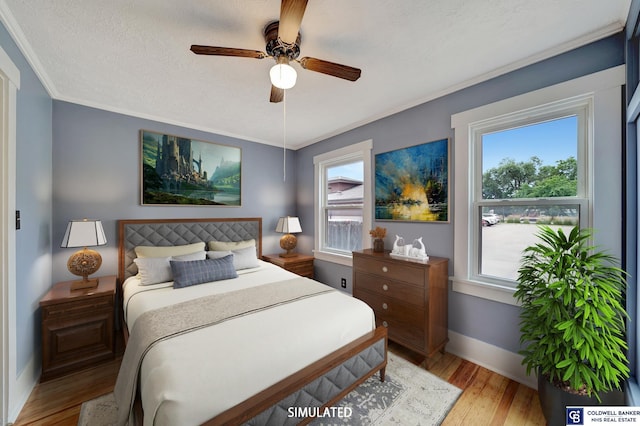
[122,260,375,426]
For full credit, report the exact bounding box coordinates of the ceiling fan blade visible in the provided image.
[278,0,308,44]
[190,45,267,59]
[298,57,361,81]
[270,85,284,103]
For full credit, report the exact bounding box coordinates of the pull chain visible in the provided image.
[283,89,287,181]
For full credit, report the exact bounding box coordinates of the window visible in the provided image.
[314,140,372,266]
[476,113,588,284]
[452,66,624,305]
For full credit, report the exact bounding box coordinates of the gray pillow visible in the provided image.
[170,255,238,289]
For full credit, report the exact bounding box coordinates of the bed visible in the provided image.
[114,217,387,425]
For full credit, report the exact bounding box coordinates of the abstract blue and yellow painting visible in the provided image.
[375,138,449,222]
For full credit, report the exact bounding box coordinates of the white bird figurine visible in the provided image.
[392,235,404,254]
[410,237,426,257]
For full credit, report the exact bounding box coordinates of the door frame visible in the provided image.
[0,44,19,424]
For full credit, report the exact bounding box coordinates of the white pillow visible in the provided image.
[134,257,172,285]
[206,250,232,259]
[231,246,260,270]
[208,239,255,252]
[174,251,207,262]
[134,242,205,258]
[134,251,206,285]
[207,246,259,270]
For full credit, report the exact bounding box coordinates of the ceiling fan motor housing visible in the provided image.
[265,21,301,61]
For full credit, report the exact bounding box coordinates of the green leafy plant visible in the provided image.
[514,225,629,401]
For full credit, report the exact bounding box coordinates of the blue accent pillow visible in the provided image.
[170,255,238,289]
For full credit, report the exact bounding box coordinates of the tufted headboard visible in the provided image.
[117,217,262,284]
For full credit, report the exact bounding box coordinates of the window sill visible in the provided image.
[626,378,640,405]
[313,250,353,267]
[451,277,519,306]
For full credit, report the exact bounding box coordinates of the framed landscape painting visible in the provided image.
[375,138,449,222]
[141,130,241,206]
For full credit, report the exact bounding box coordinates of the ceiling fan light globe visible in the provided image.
[270,63,297,89]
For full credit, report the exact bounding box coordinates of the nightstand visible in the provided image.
[39,275,116,381]
[262,253,314,278]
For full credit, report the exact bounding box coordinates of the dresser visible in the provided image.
[39,275,116,381]
[352,249,448,368]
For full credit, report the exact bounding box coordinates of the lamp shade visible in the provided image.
[275,216,302,234]
[61,219,107,248]
[270,63,297,89]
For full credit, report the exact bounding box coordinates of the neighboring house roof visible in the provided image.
[328,184,363,205]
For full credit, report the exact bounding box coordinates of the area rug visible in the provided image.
[78,352,461,425]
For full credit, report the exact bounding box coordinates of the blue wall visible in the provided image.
[0,18,53,377]
[51,101,298,283]
[295,33,625,354]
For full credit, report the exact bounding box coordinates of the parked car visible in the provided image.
[482,213,500,225]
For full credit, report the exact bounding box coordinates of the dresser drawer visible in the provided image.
[356,289,425,349]
[353,255,425,286]
[354,271,424,306]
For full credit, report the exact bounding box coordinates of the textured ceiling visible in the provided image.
[0,0,631,149]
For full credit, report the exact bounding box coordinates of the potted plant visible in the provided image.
[369,226,387,252]
[514,226,628,424]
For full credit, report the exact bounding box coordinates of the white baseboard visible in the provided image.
[447,330,538,390]
[8,355,39,422]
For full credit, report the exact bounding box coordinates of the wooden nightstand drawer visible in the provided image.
[262,254,314,278]
[40,275,116,381]
[42,309,114,380]
[285,262,314,277]
[42,296,113,320]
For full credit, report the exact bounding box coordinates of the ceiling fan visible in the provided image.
[190,0,361,103]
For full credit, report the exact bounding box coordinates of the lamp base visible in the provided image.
[70,277,99,291]
[67,248,102,291]
[279,234,298,258]
[279,252,299,258]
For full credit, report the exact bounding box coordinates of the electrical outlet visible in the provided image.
[341,278,347,288]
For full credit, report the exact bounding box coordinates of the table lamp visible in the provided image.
[60,219,107,290]
[275,216,302,258]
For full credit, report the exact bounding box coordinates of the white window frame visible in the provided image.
[472,99,591,287]
[314,140,372,266]
[451,66,624,306]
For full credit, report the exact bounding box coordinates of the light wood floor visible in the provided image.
[14,341,546,425]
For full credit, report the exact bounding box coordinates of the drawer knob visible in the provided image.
[382,266,388,273]
[382,303,388,310]
[382,284,389,291]
[382,321,388,327]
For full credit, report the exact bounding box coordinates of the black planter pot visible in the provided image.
[537,374,624,426]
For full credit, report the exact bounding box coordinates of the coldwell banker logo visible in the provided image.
[567,407,584,425]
